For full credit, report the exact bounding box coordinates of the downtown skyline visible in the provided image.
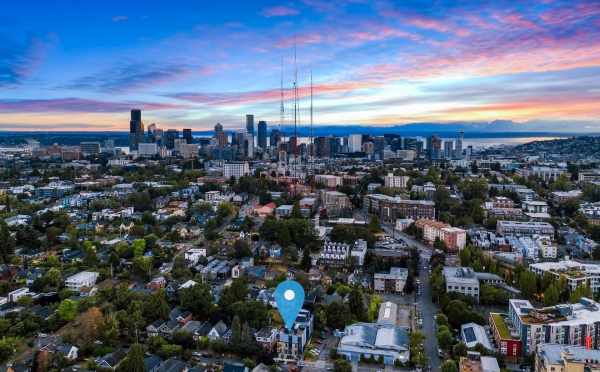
[1,0,600,132]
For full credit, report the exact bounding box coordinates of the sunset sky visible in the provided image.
[1,0,600,131]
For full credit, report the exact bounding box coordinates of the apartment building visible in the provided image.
[374,267,409,293]
[223,161,250,179]
[65,271,99,290]
[443,267,480,301]
[488,313,522,361]
[529,260,600,294]
[508,298,600,354]
[315,174,343,188]
[363,194,435,222]
[416,219,466,252]
[383,173,410,189]
[496,220,555,238]
[535,344,600,372]
[276,309,314,362]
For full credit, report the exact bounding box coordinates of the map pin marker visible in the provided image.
[274,280,305,330]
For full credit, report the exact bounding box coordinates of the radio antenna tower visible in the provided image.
[293,37,299,173]
[309,70,314,172]
[280,57,284,132]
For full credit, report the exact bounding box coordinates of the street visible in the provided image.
[382,224,441,371]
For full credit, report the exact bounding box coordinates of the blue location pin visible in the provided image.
[274,280,305,330]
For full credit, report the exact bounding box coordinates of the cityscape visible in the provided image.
[2,1,600,372]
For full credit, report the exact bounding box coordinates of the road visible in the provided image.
[381,223,440,371]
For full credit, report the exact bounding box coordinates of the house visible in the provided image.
[224,362,250,372]
[144,355,162,372]
[459,351,500,372]
[147,276,167,291]
[208,320,230,342]
[179,320,211,341]
[157,358,189,372]
[460,322,494,351]
[254,327,277,352]
[95,349,127,370]
[254,202,276,218]
[7,288,29,303]
[35,334,79,361]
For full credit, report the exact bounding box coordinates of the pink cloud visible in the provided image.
[261,5,299,17]
[0,98,189,113]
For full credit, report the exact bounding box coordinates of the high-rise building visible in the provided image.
[270,129,282,149]
[402,137,417,151]
[246,114,254,135]
[80,142,101,156]
[455,131,464,159]
[183,128,193,144]
[428,135,442,160]
[348,134,362,153]
[165,129,179,150]
[257,121,267,149]
[315,136,332,158]
[129,109,144,151]
[444,140,454,159]
[214,123,227,147]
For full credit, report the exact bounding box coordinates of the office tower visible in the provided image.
[429,135,442,160]
[129,109,144,151]
[214,123,227,147]
[455,131,464,159]
[384,133,400,146]
[103,140,114,154]
[165,129,179,150]
[416,140,424,155]
[315,136,331,158]
[257,121,267,149]
[246,114,254,135]
[244,133,254,158]
[403,137,417,151]
[348,134,362,153]
[270,129,282,148]
[80,142,101,156]
[288,136,298,155]
[183,128,193,144]
[444,140,454,159]
[373,136,386,160]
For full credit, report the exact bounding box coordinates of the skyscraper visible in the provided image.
[183,128,193,144]
[257,121,267,149]
[246,114,254,135]
[429,135,442,160]
[165,129,179,150]
[214,123,227,147]
[444,140,454,159]
[129,109,144,151]
[348,134,363,153]
[455,131,464,159]
[270,129,282,149]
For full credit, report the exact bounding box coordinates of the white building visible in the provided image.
[223,162,250,179]
[443,267,480,300]
[496,220,555,238]
[138,143,159,157]
[184,248,207,265]
[383,173,409,189]
[65,271,99,290]
[8,287,29,303]
[348,134,363,153]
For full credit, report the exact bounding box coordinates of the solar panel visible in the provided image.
[463,327,476,343]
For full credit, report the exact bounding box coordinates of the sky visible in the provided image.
[1,0,600,132]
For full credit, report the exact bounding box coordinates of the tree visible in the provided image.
[180,283,214,319]
[326,301,352,330]
[544,284,560,306]
[145,289,170,321]
[233,240,252,259]
[368,215,381,233]
[333,359,352,372]
[78,307,105,344]
[437,325,454,351]
[132,239,146,257]
[0,220,15,263]
[230,315,242,346]
[570,284,592,303]
[58,299,78,321]
[452,342,468,358]
[291,201,302,219]
[44,267,62,288]
[116,343,145,372]
[0,337,19,363]
[219,278,249,313]
[441,360,458,372]
[518,271,538,299]
[348,287,367,322]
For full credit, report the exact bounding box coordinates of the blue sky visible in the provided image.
[1,0,600,131]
